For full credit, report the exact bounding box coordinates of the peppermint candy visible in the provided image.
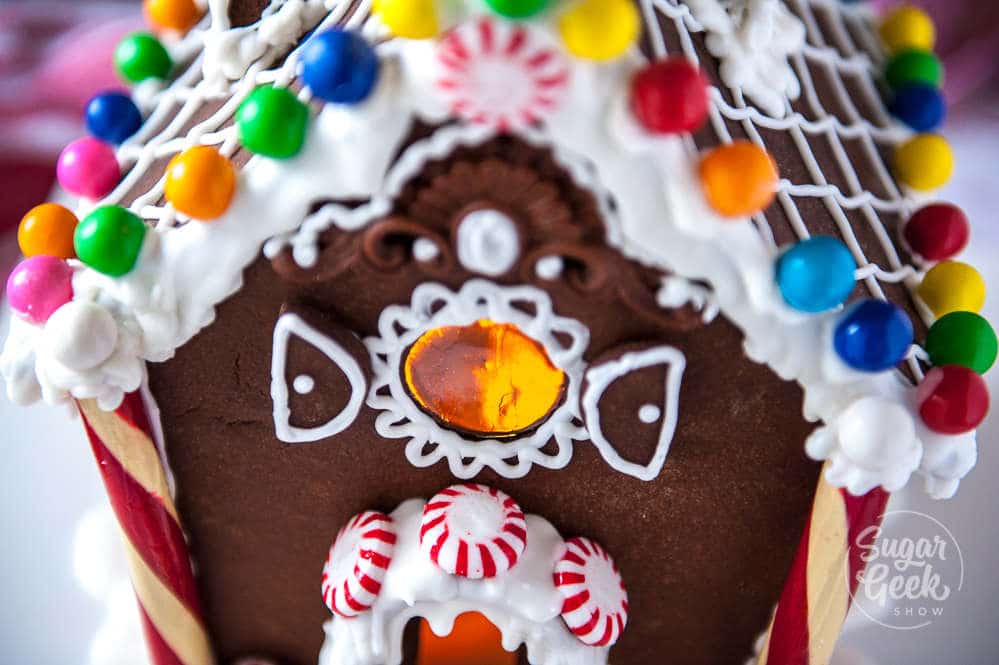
[321,511,396,618]
[436,18,569,131]
[553,537,629,647]
[419,484,528,579]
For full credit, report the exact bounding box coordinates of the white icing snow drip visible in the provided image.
[0,1,978,498]
[317,499,607,665]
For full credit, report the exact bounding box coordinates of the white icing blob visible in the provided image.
[638,404,662,424]
[318,498,607,665]
[455,209,521,277]
[412,237,440,262]
[293,374,315,394]
[535,255,564,280]
[44,301,119,371]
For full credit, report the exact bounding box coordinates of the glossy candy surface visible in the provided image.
[74,206,148,277]
[85,92,143,145]
[6,256,74,324]
[164,146,236,220]
[301,29,380,104]
[893,133,954,191]
[776,237,857,313]
[115,32,172,83]
[57,138,120,200]
[699,141,779,218]
[926,312,997,375]
[917,365,990,435]
[631,58,709,134]
[18,204,78,259]
[918,261,985,318]
[889,83,946,132]
[903,203,969,262]
[237,85,310,159]
[833,300,914,372]
[559,0,639,61]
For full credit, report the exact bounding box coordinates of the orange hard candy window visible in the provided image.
[403,320,566,437]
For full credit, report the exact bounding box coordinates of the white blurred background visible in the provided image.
[1,1,997,664]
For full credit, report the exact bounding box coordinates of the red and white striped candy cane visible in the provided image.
[419,484,528,579]
[554,537,629,648]
[321,510,396,618]
[78,393,215,665]
[755,462,889,665]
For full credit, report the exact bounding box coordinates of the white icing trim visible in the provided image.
[455,208,521,277]
[365,280,589,479]
[271,312,366,444]
[318,498,607,665]
[582,346,686,482]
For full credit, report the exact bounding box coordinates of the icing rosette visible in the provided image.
[554,536,629,647]
[419,484,528,579]
[321,511,397,618]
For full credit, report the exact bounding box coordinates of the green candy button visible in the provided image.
[115,32,172,84]
[236,85,310,159]
[74,206,147,277]
[926,311,997,375]
[886,49,943,90]
[484,0,550,18]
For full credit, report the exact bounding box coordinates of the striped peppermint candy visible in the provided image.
[553,537,629,648]
[419,484,528,579]
[321,511,396,618]
[436,17,569,131]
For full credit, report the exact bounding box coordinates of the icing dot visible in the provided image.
[144,0,202,33]
[85,92,143,145]
[237,85,310,159]
[893,133,954,192]
[164,146,236,220]
[880,5,936,54]
[373,0,440,39]
[837,397,916,470]
[293,375,315,395]
[926,312,997,375]
[638,404,661,424]
[412,238,440,262]
[903,203,969,262]
[833,300,913,373]
[631,58,709,135]
[44,301,118,371]
[535,255,564,280]
[456,209,520,277]
[114,32,172,84]
[301,29,380,105]
[74,206,148,277]
[699,141,779,218]
[57,138,120,200]
[559,0,639,62]
[6,256,74,325]
[918,261,985,318]
[917,365,990,435]
[776,236,857,313]
[18,203,78,259]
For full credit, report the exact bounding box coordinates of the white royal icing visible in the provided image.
[317,497,608,665]
[582,346,686,482]
[455,208,521,277]
[271,312,367,444]
[0,1,978,497]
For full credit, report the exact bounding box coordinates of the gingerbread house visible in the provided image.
[3,1,992,664]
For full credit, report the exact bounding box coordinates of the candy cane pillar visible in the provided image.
[78,393,215,665]
[756,462,889,665]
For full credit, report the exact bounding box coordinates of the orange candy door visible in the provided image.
[416,612,518,665]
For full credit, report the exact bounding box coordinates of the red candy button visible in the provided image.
[903,203,970,262]
[419,484,528,579]
[322,511,397,618]
[553,536,629,647]
[631,58,710,134]
[917,365,990,435]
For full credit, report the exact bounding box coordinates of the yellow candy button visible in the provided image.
[894,133,954,192]
[164,146,236,221]
[559,0,640,61]
[374,0,440,39]
[918,261,985,318]
[880,5,936,54]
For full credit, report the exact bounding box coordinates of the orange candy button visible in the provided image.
[404,320,566,438]
[164,146,236,221]
[699,140,780,218]
[144,0,202,33]
[18,203,79,259]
